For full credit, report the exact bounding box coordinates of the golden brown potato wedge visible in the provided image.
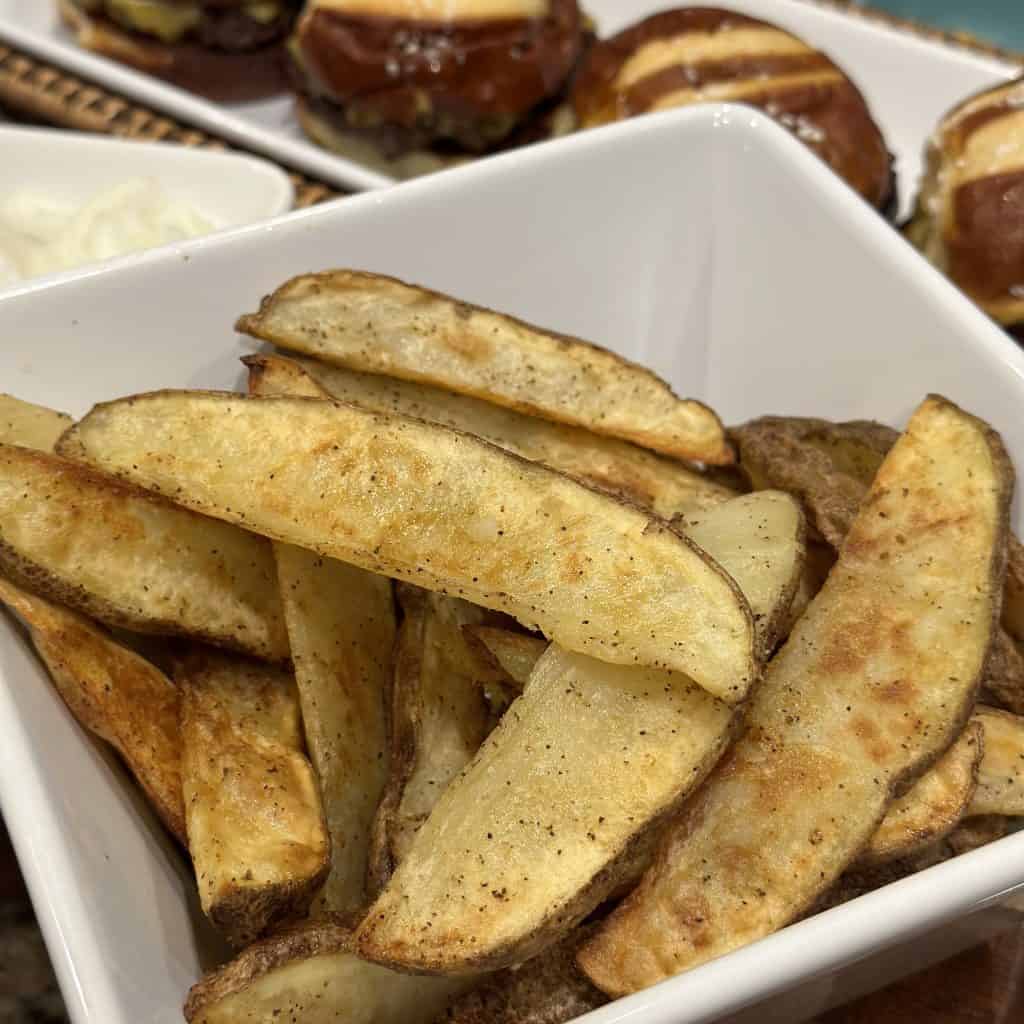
[579,395,1010,996]
[273,544,395,916]
[59,392,756,703]
[0,443,287,660]
[236,271,732,464]
[184,917,468,1024]
[436,926,607,1024]
[177,650,330,948]
[971,706,1024,817]
[368,586,495,892]
[0,576,185,842]
[0,393,72,451]
[246,353,736,519]
[355,489,804,972]
[357,644,738,975]
[462,626,547,690]
[858,721,983,867]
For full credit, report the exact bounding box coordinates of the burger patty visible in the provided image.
[80,1,296,53]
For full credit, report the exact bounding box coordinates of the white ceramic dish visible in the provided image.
[1,105,1024,1024]
[0,125,294,288]
[0,0,1018,213]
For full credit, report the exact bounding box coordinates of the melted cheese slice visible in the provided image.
[309,0,548,19]
[616,28,812,93]
[650,68,843,112]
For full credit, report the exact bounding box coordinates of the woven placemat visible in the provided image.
[0,43,339,209]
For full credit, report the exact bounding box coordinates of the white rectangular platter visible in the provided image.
[0,0,1019,215]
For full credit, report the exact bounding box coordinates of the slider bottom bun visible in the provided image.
[295,97,577,181]
[58,0,290,102]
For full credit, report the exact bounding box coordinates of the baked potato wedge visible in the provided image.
[436,926,607,1024]
[273,543,395,916]
[462,626,547,690]
[184,917,466,1024]
[0,575,185,842]
[971,706,1024,817]
[177,649,330,948]
[237,271,732,464]
[368,586,494,892]
[0,393,72,451]
[59,392,756,703]
[579,396,1011,996]
[246,353,736,519]
[858,721,982,867]
[0,443,287,660]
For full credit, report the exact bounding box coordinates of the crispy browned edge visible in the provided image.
[366,585,427,896]
[0,444,284,661]
[235,270,734,466]
[856,720,984,869]
[174,648,331,947]
[436,924,607,1024]
[183,914,356,1021]
[359,703,743,975]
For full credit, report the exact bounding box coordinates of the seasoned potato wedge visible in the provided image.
[357,644,738,974]
[369,587,494,892]
[356,489,804,972]
[978,623,1024,714]
[273,544,395,916]
[60,392,756,703]
[579,396,1010,996]
[177,650,330,948]
[436,926,607,1024]
[971,706,1024,816]
[1005,537,1024,642]
[859,721,982,867]
[246,353,736,519]
[462,626,547,690]
[0,443,287,660]
[184,917,467,1024]
[0,576,185,842]
[237,272,733,464]
[0,393,72,451]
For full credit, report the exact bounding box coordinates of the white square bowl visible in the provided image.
[0,104,1023,1024]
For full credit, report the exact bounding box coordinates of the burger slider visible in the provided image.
[58,0,302,101]
[571,7,895,213]
[907,76,1024,341]
[289,0,586,177]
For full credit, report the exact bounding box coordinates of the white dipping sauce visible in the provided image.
[0,179,215,285]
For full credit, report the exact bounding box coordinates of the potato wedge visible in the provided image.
[273,544,395,916]
[462,626,547,690]
[236,271,732,464]
[0,576,185,842]
[177,649,330,948]
[246,353,736,519]
[437,926,607,1024]
[579,395,1010,996]
[184,917,467,1024]
[357,643,738,974]
[858,721,983,867]
[979,628,1024,715]
[1004,536,1024,642]
[59,392,756,703]
[0,443,287,660]
[355,488,803,972]
[0,393,72,452]
[947,815,1008,855]
[368,586,495,892]
[971,706,1024,817]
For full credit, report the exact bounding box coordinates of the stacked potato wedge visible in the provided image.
[1,269,1021,1024]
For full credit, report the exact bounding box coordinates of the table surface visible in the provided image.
[1,3,1023,1023]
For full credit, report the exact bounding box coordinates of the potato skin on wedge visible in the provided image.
[0,443,288,661]
[184,917,467,1024]
[177,650,330,948]
[59,391,757,703]
[237,271,733,464]
[579,395,1011,996]
[0,576,185,843]
[246,353,736,519]
[971,706,1024,816]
